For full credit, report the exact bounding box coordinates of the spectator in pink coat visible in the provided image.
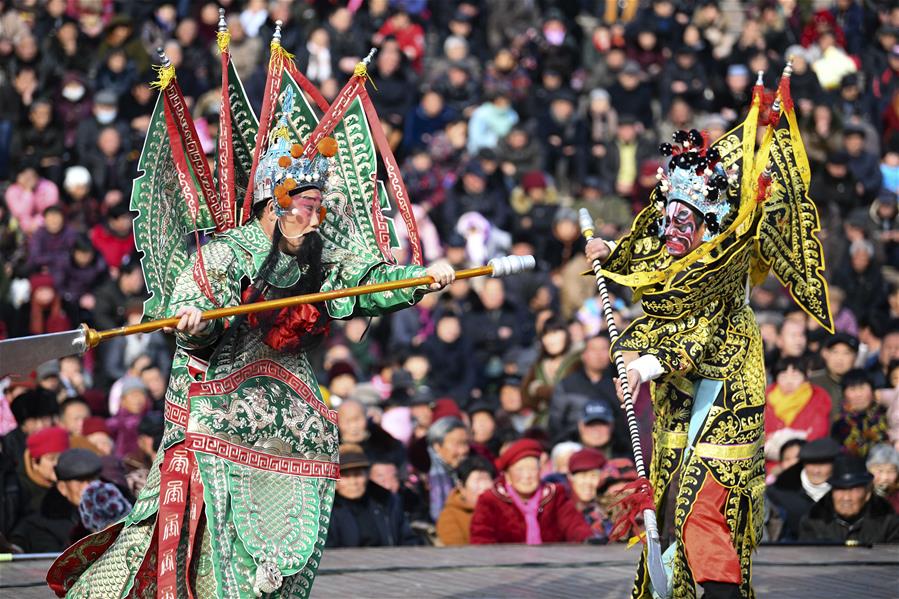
[4,164,59,236]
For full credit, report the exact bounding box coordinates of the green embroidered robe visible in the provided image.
[52,219,428,598]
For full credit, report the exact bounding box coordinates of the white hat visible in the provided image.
[64,166,91,190]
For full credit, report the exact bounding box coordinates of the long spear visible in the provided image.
[0,256,534,377]
[578,209,668,596]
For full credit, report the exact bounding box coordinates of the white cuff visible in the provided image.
[627,355,665,384]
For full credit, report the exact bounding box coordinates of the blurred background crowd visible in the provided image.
[2,0,899,556]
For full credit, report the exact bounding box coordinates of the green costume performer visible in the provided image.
[590,66,833,598]
[48,23,438,599]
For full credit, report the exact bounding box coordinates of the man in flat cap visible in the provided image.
[799,454,899,544]
[767,438,843,541]
[9,448,101,552]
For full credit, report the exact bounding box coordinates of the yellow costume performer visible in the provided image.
[596,65,832,598]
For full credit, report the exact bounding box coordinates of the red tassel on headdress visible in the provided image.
[608,476,656,543]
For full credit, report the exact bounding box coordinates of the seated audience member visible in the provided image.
[547,441,583,484]
[567,447,611,542]
[18,427,70,517]
[10,448,101,552]
[764,433,807,484]
[4,388,59,468]
[765,357,831,452]
[470,439,593,544]
[337,398,407,470]
[107,377,149,459]
[799,454,899,544]
[58,397,91,437]
[495,375,537,434]
[767,438,843,542]
[426,415,470,521]
[78,480,132,532]
[436,455,495,546]
[326,444,418,548]
[831,369,889,458]
[867,443,899,512]
[809,333,859,420]
[468,402,498,460]
[577,401,617,457]
[124,411,163,496]
[549,333,621,448]
[80,417,115,456]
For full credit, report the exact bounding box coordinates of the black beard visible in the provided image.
[284,230,324,296]
[213,224,326,359]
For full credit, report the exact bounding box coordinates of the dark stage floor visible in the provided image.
[3,543,898,598]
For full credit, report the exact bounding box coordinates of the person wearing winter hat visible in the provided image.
[798,454,899,544]
[327,360,358,403]
[567,447,612,542]
[19,426,71,516]
[9,446,100,552]
[78,480,133,532]
[767,437,842,541]
[470,438,592,545]
[80,416,115,456]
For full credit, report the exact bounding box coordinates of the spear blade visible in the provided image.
[0,328,87,378]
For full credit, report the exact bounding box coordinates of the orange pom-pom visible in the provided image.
[278,155,292,168]
[277,194,292,209]
[317,136,338,158]
[290,143,303,158]
[283,178,297,191]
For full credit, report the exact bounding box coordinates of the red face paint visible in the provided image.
[663,201,705,257]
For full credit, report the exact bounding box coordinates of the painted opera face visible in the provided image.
[663,201,706,258]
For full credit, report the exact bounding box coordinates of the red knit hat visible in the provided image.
[521,171,548,193]
[568,447,607,474]
[27,426,70,459]
[431,398,462,423]
[82,416,111,437]
[496,438,544,471]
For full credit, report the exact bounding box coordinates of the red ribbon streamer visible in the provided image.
[161,92,217,307]
[242,49,286,224]
[217,47,237,231]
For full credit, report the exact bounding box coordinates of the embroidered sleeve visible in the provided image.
[353,263,429,317]
[168,241,245,350]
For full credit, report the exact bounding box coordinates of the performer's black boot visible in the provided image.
[701,581,741,599]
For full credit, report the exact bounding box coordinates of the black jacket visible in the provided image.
[549,366,627,454]
[326,481,419,548]
[766,463,817,542]
[798,492,899,544]
[9,487,84,552]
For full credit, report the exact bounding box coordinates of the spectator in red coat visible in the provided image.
[470,438,593,544]
[765,357,832,473]
[373,10,425,74]
[89,201,134,272]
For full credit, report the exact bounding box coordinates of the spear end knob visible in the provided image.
[489,255,535,278]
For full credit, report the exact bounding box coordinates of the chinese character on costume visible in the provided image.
[47,19,443,599]
[593,64,833,599]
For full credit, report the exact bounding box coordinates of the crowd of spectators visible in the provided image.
[2,0,899,555]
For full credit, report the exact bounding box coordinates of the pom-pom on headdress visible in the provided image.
[654,129,739,242]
